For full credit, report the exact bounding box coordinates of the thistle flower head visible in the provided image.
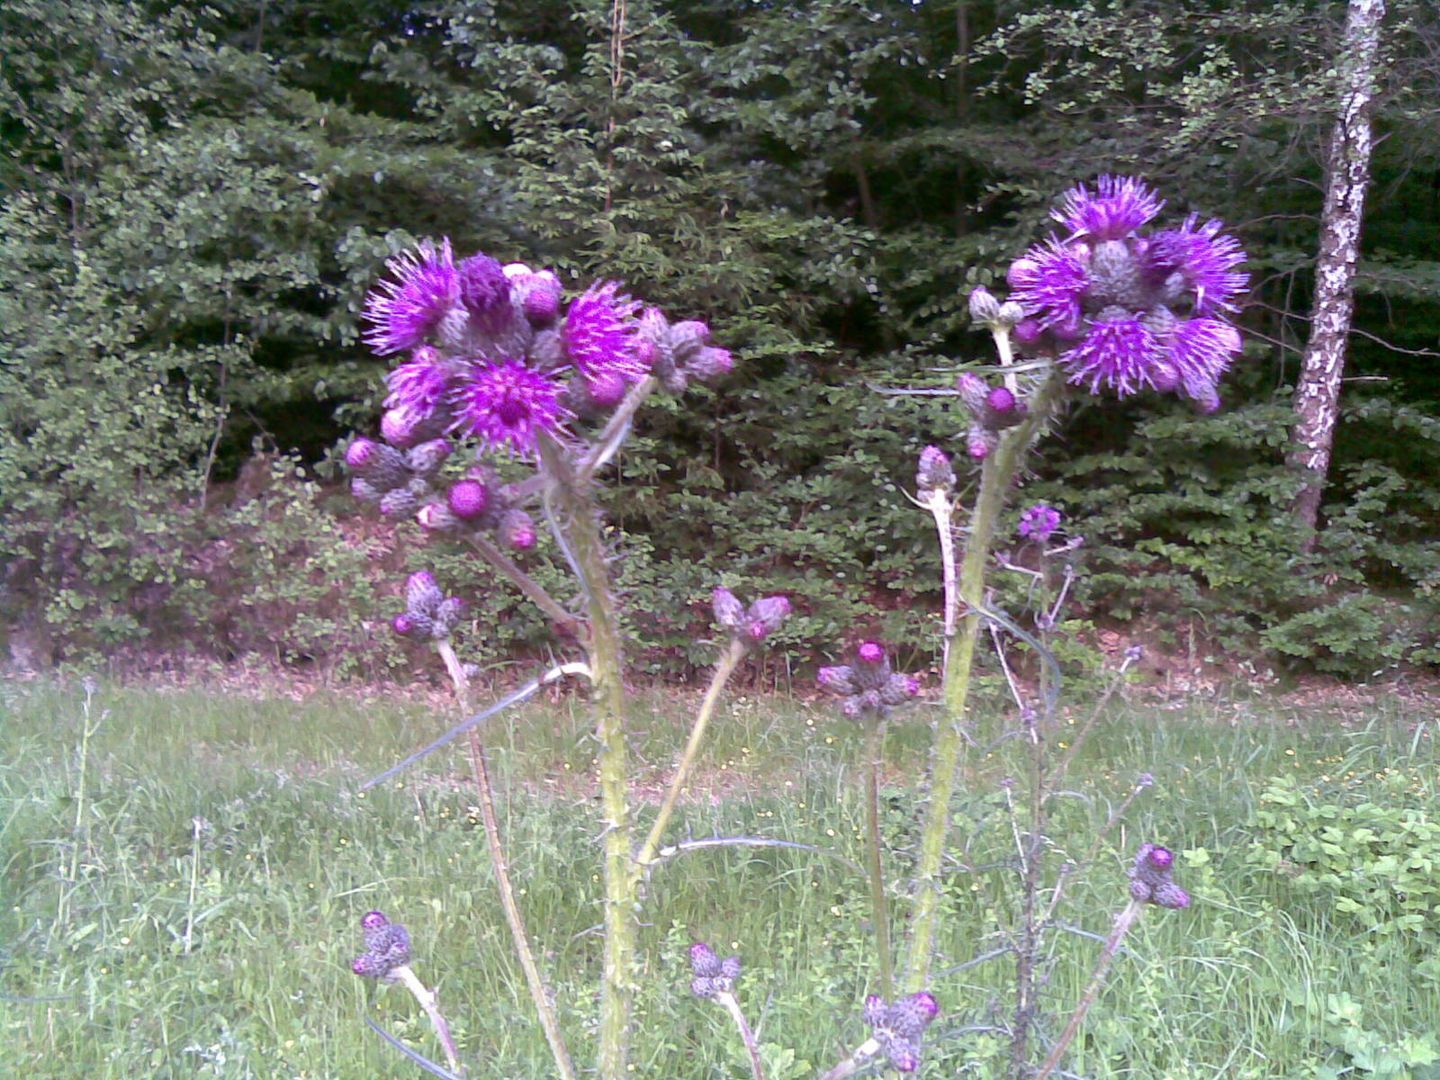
[1145,214,1248,315]
[1001,178,1246,403]
[688,941,740,999]
[457,253,512,327]
[1007,238,1089,332]
[1128,842,1191,909]
[864,992,940,1074]
[712,586,746,632]
[363,240,460,355]
[1018,503,1062,542]
[385,347,453,416]
[562,281,647,385]
[819,642,917,720]
[452,358,568,454]
[1052,175,1165,241]
[1059,309,1162,396]
[353,910,412,979]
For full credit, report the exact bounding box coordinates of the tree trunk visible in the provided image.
[1288,0,1385,547]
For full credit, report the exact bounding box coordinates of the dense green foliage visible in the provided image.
[2,0,1437,676]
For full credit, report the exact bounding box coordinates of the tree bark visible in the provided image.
[1288,0,1385,548]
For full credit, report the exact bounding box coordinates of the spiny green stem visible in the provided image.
[436,641,577,1080]
[817,1037,882,1080]
[864,718,894,999]
[633,636,748,880]
[539,434,635,1080]
[904,368,1066,993]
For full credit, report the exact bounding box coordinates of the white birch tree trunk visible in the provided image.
[1288,0,1386,547]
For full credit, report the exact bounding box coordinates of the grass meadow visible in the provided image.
[2,674,1438,1079]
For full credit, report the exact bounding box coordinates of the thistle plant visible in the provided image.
[341,238,783,1079]
[804,175,1236,1075]
[335,174,1236,1079]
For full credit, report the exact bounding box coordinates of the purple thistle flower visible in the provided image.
[1007,238,1090,332]
[452,358,568,454]
[1145,214,1248,315]
[745,596,792,641]
[562,281,647,385]
[457,253,512,328]
[857,641,885,665]
[1052,175,1165,241]
[1167,317,1243,402]
[385,347,454,416]
[1058,310,1163,396]
[363,240,460,355]
[345,437,380,472]
[1018,503,1062,542]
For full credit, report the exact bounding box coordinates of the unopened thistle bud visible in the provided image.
[405,439,452,477]
[955,372,990,414]
[416,501,459,533]
[434,596,466,636]
[745,595,792,641]
[447,478,490,521]
[968,285,1002,325]
[379,487,422,517]
[712,587,745,631]
[688,941,741,999]
[347,438,409,492]
[1127,842,1190,909]
[966,425,996,461]
[406,571,444,613]
[916,445,954,496]
[864,991,940,1074]
[499,509,537,551]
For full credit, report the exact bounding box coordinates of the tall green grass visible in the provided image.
[1,677,1435,1078]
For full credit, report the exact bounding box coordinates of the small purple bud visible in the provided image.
[346,437,379,471]
[817,665,858,695]
[1129,878,1153,903]
[391,613,416,637]
[687,346,734,382]
[889,1045,920,1073]
[966,426,995,460]
[351,477,382,503]
[1153,881,1191,909]
[690,942,721,977]
[447,478,490,520]
[361,910,389,931]
[712,587,745,631]
[417,502,459,533]
[521,274,562,325]
[1146,846,1174,871]
[917,445,955,494]
[720,955,741,981]
[912,992,939,1021]
[986,386,1016,414]
[955,372,989,413]
[968,285,1001,324]
[500,509,537,551]
[746,596,791,640]
[406,571,442,611]
[669,320,711,357]
[380,408,420,448]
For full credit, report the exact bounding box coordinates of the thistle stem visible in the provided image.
[579,375,658,480]
[904,368,1065,992]
[1032,899,1146,1080]
[466,532,586,637]
[714,990,769,1080]
[391,964,463,1076]
[436,641,577,1080]
[633,636,748,880]
[817,1037,882,1080]
[863,718,894,999]
[539,435,635,1080]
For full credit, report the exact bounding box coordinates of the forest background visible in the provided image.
[2,0,1437,683]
